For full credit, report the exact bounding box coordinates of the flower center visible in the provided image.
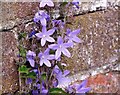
[59,45,62,49]
[43,35,46,38]
[42,56,45,59]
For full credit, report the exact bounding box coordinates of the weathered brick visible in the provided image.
[2,32,19,93]
[64,7,119,74]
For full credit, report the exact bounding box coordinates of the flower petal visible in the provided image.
[63,70,70,76]
[47,28,55,35]
[33,12,40,23]
[41,38,46,46]
[26,78,32,85]
[42,26,47,34]
[53,65,61,74]
[55,49,61,59]
[46,0,54,7]
[70,29,80,36]
[28,59,35,67]
[35,33,43,38]
[62,48,71,57]
[38,52,43,58]
[47,55,54,60]
[57,77,70,87]
[27,50,36,57]
[77,80,87,89]
[66,29,71,35]
[57,36,63,44]
[32,90,38,95]
[44,48,50,55]
[48,44,58,50]
[63,42,73,48]
[72,36,81,43]
[41,89,48,94]
[46,36,55,42]
[40,59,44,66]
[29,30,36,38]
[40,18,46,26]
[77,87,91,93]
[44,59,51,67]
[40,1,47,7]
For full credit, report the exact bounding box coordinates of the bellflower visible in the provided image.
[38,48,54,67]
[53,65,70,87]
[65,29,81,45]
[72,0,80,9]
[35,26,55,46]
[49,36,72,59]
[33,10,49,26]
[29,30,36,38]
[40,0,54,7]
[26,50,36,67]
[67,80,91,93]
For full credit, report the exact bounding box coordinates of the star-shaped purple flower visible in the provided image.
[53,65,70,87]
[26,50,36,67]
[67,80,91,93]
[38,48,54,67]
[40,0,54,7]
[49,36,72,59]
[33,10,49,26]
[75,80,91,93]
[35,26,55,46]
[65,29,81,45]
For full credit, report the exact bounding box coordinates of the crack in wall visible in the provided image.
[58,61,120,88]
[0,5,119,32]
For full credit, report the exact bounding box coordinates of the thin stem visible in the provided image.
[19,71,22,93]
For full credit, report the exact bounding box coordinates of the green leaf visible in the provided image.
[18,32,27,40]
[26,71,36,79]
[49,88,68,95]
[60,1,68,6]
[19,46,26,57]
[18,65,30,74]
[41,73,47,81]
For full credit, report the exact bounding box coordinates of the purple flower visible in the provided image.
[38,48,54,67]
[72,0,80,9]
[53,65,70,87]
[26,50,36,67]
[35,83,48,94]
[65,29,81,45]
[33,10,49,26]
[52,20,64,29]
[29,30,36,38]
[76,80,91,93]
[26,78,32,85]
[35,26,55,46]
[40,0,54,7]
[67,80,91,93]
[32,90,39,95]
[49,36,72,59]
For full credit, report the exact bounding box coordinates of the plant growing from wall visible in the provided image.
[17,0,91,94]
